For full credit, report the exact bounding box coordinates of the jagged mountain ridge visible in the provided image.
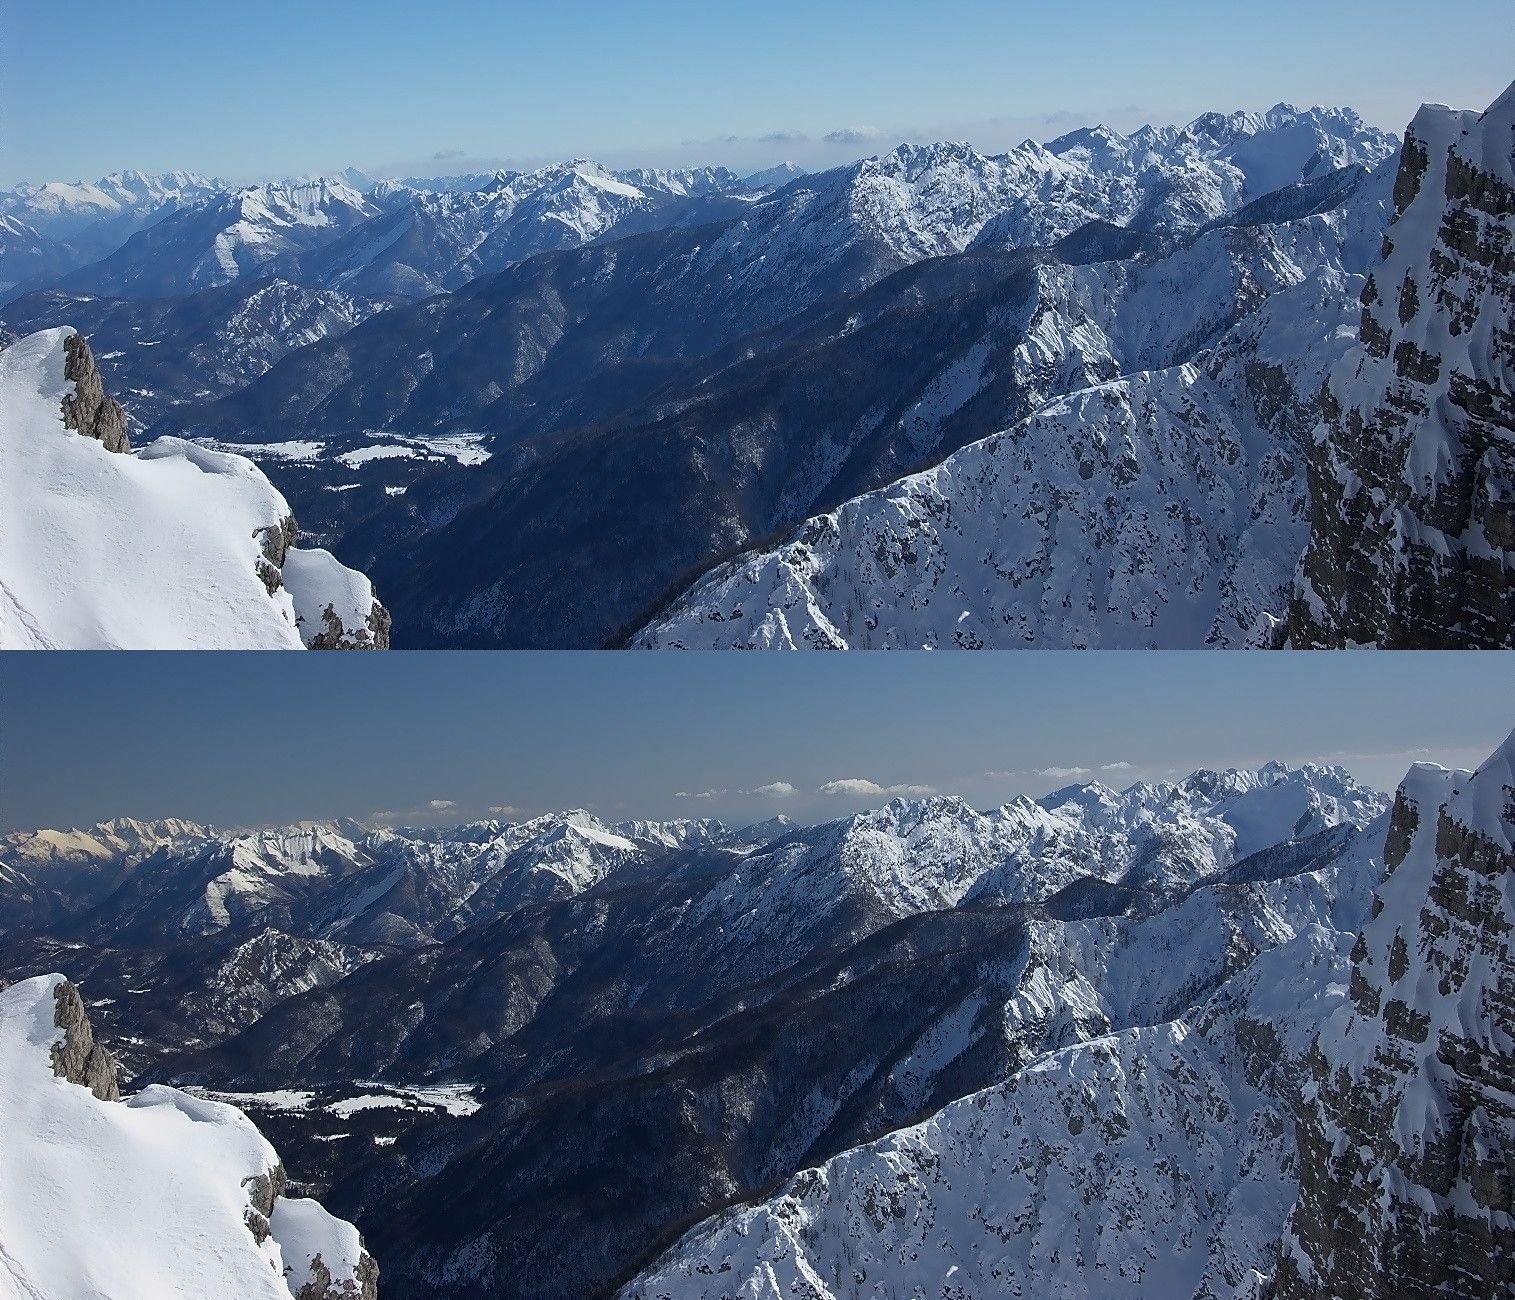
[618,735,1514,1300]
[0,763,1391,1300]
[291,161,757,299]
[324,160,1393,648]
[0,106,1407,647]
[637,82,1515,651]
[631,163,1390,648]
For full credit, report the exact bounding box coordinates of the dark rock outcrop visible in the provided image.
[295,1251,380,1300]
[50,977,120,1101]
[1272,738,1515,1298]
[61,331,130,453]
[256,515,300,596]
[1288,82,1515,647]
[304,599,392,651]
[243,1163,289,1244]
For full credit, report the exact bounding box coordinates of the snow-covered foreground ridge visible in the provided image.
[0,327,388,648]
[0,973,377,1300]
[622,731,1515,1300]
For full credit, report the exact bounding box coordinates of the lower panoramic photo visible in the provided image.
[1,651,1511,1300]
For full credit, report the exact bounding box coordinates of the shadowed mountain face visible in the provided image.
[0,279,391,432]
[0,765,1393,1300]
[141,161,1389,648]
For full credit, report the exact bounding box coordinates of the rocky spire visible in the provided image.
[49,978,120,1100]
[61,332,130,454]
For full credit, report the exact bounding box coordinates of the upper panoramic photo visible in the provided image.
[1,2,1511,649]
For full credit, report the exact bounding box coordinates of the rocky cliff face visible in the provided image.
[49,976,120,1100]
[1272,737,1515,1297]
[61,330,129,453]
[1289,82,1515,646]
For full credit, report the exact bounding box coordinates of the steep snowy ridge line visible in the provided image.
[0,327,389,649]
[0,974,377,1300]
[1274,733,1515,1297]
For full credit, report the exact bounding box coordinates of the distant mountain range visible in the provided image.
[1,89,1509,648]
[3,745,1510,1299]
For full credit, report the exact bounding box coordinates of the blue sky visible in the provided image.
[2,653,1509,832]
[5,1,1513,186]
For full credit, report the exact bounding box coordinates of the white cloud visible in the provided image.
[1037,766,1092,780]
[818,778,937,798]
[1100,762,1135,772]
[750,781,797,797]
[428,798,456,810]
[488,804,522,816]
[675,789,726,800]
[823,126,889,145]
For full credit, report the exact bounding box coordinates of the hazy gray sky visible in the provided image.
[2,654,1508,832]
[4,1,1513,186]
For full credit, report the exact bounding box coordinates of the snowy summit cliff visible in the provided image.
[0,327,389,648]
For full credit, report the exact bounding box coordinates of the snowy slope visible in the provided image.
[0,327,387,649]
[0,216,70,297]
[636,168,1392,649]
[622,928,1354,1300]
[0,973,374,1300]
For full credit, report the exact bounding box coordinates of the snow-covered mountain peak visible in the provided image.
[220,176,375,225]
[223,824,365,868]
[1446,727,1515,849]
[0,170,224,239]
[742,161,807,191]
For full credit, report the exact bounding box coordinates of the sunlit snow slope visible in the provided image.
[0,973,375,1300]
[0,327,387,648]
